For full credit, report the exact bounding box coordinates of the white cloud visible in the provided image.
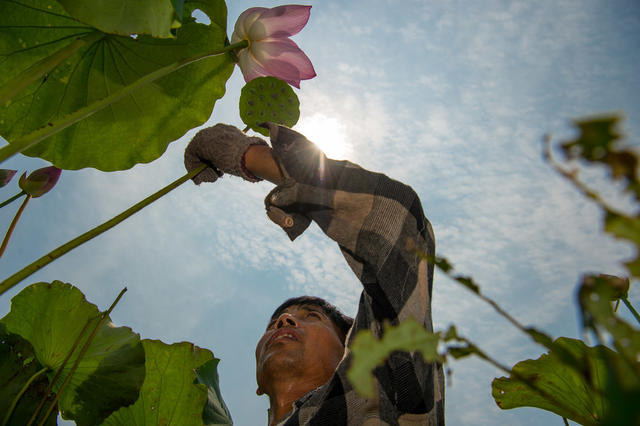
[398,21,427,44]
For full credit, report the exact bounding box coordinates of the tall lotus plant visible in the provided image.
[0,4,318,294]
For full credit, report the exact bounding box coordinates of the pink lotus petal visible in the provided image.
[233,4,316,88]
[261,58,302,88]
[232,7,266,42]
[237,49,271,83]
[18,166,61,198]
[248,5,312,40]
[0,169,17,187]
[251,38,316,86]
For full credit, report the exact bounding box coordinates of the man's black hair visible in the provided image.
[270,296,354,344]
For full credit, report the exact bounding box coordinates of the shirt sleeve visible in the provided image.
[263,124,444,424]
[264,123,435,325]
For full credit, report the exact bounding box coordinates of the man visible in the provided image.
[185,123,445,425]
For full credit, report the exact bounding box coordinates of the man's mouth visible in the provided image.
[266,328,300,348]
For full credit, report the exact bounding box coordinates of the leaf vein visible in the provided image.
[2,31,93,59]
[54,39,99,120]
[107,40,144,114]
[2,0,84,23]
[100,39,117,123]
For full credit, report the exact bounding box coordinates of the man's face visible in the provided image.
[255,304,345,393]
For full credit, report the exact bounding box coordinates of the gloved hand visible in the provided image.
[184,123,269,184]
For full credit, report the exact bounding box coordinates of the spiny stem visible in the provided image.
[476,288,529,334]
[27,319,93,426]
[0,194,31,259]
[429,255,534,339]
[427,253,598,423]
[456,338,512,375]
[457,336,591,425]
[37,288,128,426]
[2,367,47,426]
[0,40,248,164]
[622,297,640,325]
[542,135,624,217]
[0,165,205,294]
[104,287,128,316]
[0,191,25,209]
[0,31,104,106]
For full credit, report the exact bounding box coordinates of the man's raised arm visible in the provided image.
[184,122,444,425]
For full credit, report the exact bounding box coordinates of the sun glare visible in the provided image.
[296,114,351,159]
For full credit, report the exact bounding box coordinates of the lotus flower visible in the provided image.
[18,166,61,197]
[0,169,17,188]
[231,5,316,88]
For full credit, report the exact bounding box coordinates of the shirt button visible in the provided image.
[283,216,294,228]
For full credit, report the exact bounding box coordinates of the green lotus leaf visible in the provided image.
[57,0,182,39]
[171,0,186,20]
[605,212,640,278]
[561,116,621,162]
[195,358,233,425]
[578,275,640,368]
[492,337,613,426]
[240,77,300,136]
[101,339,219,425]
[1,281,145,426]
[0,323,56,426]
[0,0,234,171]
[347,318,442,399]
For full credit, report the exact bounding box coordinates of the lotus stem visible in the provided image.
[27,319,93,426]
[0,191,25,209]
[0,195,31,259]
[0,165,205,295]
[37,288,128,426]
[622,297,640,325]
[2,367,47,426]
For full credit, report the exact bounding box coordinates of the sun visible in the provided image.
[295,114,351,159]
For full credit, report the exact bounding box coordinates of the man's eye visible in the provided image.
[307,312,321,319]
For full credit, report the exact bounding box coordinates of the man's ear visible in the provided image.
[256,387,264,395]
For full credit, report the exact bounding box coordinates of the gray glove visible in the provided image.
[184,123,269,184]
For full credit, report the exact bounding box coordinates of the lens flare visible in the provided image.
[296,114,351,159]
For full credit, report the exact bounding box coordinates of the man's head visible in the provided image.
[255,296,354,396]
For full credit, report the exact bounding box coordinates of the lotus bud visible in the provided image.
[18,166,62,197]
[0,169,17,188]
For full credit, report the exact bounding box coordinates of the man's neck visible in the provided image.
[265,372,329,426]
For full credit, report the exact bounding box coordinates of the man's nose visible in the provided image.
[276,313,297,328]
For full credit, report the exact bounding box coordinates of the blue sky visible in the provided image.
[1,1,640,425]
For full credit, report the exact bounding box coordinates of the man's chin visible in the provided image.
[259,347,305,375]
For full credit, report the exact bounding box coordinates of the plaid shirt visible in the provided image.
[264,124,445,426]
